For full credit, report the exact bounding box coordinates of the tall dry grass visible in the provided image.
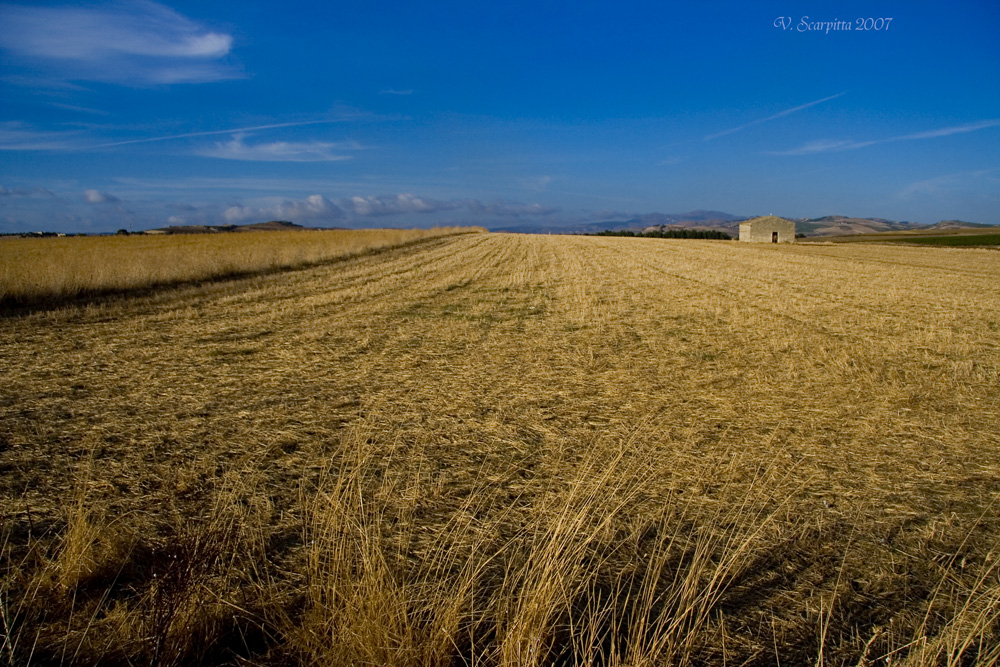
[0,226,483,303]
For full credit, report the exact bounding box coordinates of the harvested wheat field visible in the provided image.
[2,232,999,666]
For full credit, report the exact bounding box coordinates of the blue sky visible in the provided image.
[1,0,998,232]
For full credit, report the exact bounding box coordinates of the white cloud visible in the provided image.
[0,0,239,85]
[199,133,359,162]
[380,89,414,95]
[83,189,120,204]
[347,193,456,216]
[223,195,345,223]
[221,205,253,223]
[1,182,567,233]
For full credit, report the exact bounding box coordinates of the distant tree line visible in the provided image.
[1,231,67,238]
[593,228,732,240]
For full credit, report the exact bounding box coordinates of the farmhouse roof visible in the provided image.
[742,215,794,226]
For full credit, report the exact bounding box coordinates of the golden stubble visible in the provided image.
[1,234,999,665]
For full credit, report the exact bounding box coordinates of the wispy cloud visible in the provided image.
[0,0,240,85]
[898,119,1000,141]
[466,200,559,217]
[769,139,875,156]
[0,121,85,150]
[3,119,351,153]
[0,184,59,198]
[705,92,845,141]
[380,88,414,95]
[520,175,553,192]
[198,133,362,162]
[333,194,560,219]
[0,73,91,91]
[898,169,1000,199]
[772,119,1000,156]
[92,120,353,149]
[48,102,110,116]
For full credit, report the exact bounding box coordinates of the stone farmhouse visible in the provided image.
[739,216,796,243]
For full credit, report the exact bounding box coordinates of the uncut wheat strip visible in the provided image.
[0,227,481,301]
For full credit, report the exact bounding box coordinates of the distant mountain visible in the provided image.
[241,220,309,231]
[925,220,995,230]
[792,216,917,236]
[639,210,744,224]
[794,216,996,237]
[492,210,747,234]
